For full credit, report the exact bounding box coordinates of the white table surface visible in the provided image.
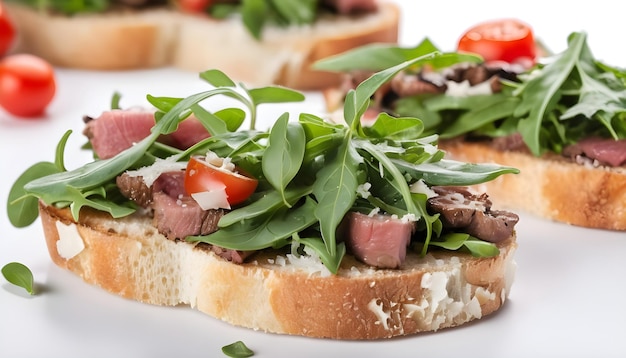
[1,1,626,357]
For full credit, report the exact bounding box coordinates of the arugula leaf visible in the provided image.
[192,104,231,136]
[270,0,317,25]
[7,162,60,227]
[428,233,499,257]
[110,91,122,110]
[262,113,306,205]
[314,38,481,72]
[246,86,305,129]
[188,197,318,251]
[241,0,269,40]
[431,95,520,139]
[2,262,35,295]
[362,112,425,140]
[296,236,346,274]
[463,239,500,257]
[200,69,236,88]
[218,186,312,227]
[222,340,254,358]
[312,136,360,257]
[393,159,519,186]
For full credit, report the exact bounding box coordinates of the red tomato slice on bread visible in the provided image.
[185,155,258,206]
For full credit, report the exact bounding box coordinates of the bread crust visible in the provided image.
[440,139,626,231]
[5,2,399,90]
[39,202,516,339]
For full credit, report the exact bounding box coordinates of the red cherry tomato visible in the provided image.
[0,3,16,56]
[185,156,258,206]
[0,54,56,117]
[457,19,536,65]
[177,0,212,13]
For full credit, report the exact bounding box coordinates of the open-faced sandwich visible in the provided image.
[7,59,520,339]
[3,0,399,89]
[316,19,626,231]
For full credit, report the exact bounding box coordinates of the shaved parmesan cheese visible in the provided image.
[445,79,493,97]
[409,179,437,198]
[55,221,85,259]
[191,185,231,210]
[205,150,235,172]
[125,156,187,186]
[356,182,372,198]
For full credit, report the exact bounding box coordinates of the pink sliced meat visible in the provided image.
[345,212,414,269]
[168,117,211,150]
[85,110,156,159]
[84,110,211,159]
[563,137,626,167]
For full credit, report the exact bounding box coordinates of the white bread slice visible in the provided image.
[40,201,517,339]
[5,6,178,70]
[5,2,399,90]
[440,139,626,231]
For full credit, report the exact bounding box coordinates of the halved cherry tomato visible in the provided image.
[185,155,258,206]
[0,3,15,57]
[457,19,536,65]
[177,0,212,13]
[0,54,56,117]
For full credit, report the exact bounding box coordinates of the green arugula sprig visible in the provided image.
[8,62,518,274]
[316,32,626,157]
[314,38,483,73]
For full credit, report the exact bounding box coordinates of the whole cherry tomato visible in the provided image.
[457,19,536,65]
[0,3,15,56]
[0,54,57,117]
[185,155,258,206]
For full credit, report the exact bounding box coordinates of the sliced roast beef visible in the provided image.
[427,186,518,243]
[84,109,156,159]
[152,171,186,199]
[152,191,223,240]
[390,72,443,97]
[562,136,626,167]
[167,118,212,150]
[116,173,152,208]
[209,246,254,265]
[116,171,186,208]
[344,211,415,269]
[84,109,211,159]
[491,132,529,152]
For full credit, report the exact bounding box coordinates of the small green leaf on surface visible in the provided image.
[222,340,254,357]
[2,262,35,295]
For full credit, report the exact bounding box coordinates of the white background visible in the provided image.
[2,1,626,357]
